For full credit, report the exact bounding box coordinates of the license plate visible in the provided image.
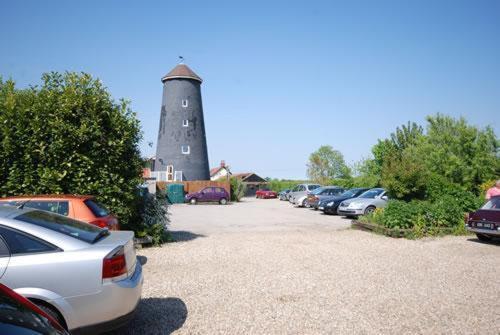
[476,222,492,229]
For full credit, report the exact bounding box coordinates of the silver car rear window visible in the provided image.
[15,210,106,244]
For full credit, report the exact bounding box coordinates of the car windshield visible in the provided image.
[15,210,108,244]
[308,185,321,191]
[358,189,384,199]
[340,189,358,198]
[311,187,325,195]
[481,197,500,210]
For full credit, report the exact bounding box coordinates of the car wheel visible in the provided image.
[35,302,66,329]
[190,198,197,205]
[219,198,228,205]
[476,233,492,242]
[364,206,376,215]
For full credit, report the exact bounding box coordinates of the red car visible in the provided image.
[466,195,500,242]
[0,283,69,334]
[256,189,278,199]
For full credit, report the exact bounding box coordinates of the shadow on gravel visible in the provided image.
[120,297,188,335]
[467,237,500,245]
[170,230,205,242]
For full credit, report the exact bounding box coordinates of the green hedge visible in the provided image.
[362,189,483,237]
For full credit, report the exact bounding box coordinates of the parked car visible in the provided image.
[0,195,119,230]
[337,188,389,217]
[256,189,278,199]
[0,283,69,335]
[0,205,143,334]
[465,195,500,242]
[278,189,291,201]
[289,184,321,207]
[320,188,370,214]
[306,186,345,209]
[185,187,229,205]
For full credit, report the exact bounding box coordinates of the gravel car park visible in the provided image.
[127,197,500,335]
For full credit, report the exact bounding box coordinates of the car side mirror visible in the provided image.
[381,195,388,201]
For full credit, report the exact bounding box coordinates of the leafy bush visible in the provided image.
[136,190,170,245]
[365,194,478,236]
[0,73,145,232]
[229,177,246,202]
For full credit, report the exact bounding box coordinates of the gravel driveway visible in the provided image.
[126,197,500,334]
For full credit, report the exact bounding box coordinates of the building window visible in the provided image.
[182,119,189,127]
[182,99,188,108]
[181,145,190,154]
[166,165,174,181]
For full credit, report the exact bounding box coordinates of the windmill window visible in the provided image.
[181,145,190,154]
[182,120,189,127]
[182,99,189,108]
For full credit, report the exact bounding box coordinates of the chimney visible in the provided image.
[220,160,225,168]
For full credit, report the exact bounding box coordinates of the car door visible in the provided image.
[0,235,10,278]
[206,187,216,202]
[0,225,63,289]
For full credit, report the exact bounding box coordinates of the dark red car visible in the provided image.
[0,283,69,334]
[185,187,229,205]
[466,195,500,242]
[256,189,278,199]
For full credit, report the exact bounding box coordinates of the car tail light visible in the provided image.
[91,217,119,230]
[102,246,127,279]
[90,218,109,228]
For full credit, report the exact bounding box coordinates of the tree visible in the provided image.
[307,145,350,184]
[420,114,499,194]
[0,72,144,229]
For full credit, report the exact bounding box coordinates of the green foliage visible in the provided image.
[136,190,170,245]
[0,73,144,231]
[307,145,351,184]
[365,194,474,237]
[419,114,499,195]
[229,177,246,202]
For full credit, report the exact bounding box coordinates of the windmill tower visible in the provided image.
[154,61,210,181]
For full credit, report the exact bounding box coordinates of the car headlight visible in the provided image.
[326,201,334,206]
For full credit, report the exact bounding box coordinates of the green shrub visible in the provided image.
[0,73,144,232]
[367,195,476,237]
[135,190,170,245]
[229,177,246,202]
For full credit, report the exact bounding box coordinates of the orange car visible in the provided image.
[0,195,120,230]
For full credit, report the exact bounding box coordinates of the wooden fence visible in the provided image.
[157,180,231,197]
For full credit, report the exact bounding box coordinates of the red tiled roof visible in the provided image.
[210,166,222,176]
[161,64,202,83]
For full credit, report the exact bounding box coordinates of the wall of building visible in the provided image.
[155,78,210,181]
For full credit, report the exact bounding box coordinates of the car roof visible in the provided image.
[0,194,94,201]
[0,205,92,250]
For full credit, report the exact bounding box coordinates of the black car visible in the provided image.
[320,188,370,214]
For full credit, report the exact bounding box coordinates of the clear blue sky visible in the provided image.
[1,0,499,179]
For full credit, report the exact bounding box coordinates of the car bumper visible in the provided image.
[68,260,143,334]
[466,227,500,236]
[323,205,338,213]
[337,208,364,216]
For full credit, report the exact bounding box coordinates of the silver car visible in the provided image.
[337,188,389,217]
[0,205,143,334]
[289,184,321,207]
